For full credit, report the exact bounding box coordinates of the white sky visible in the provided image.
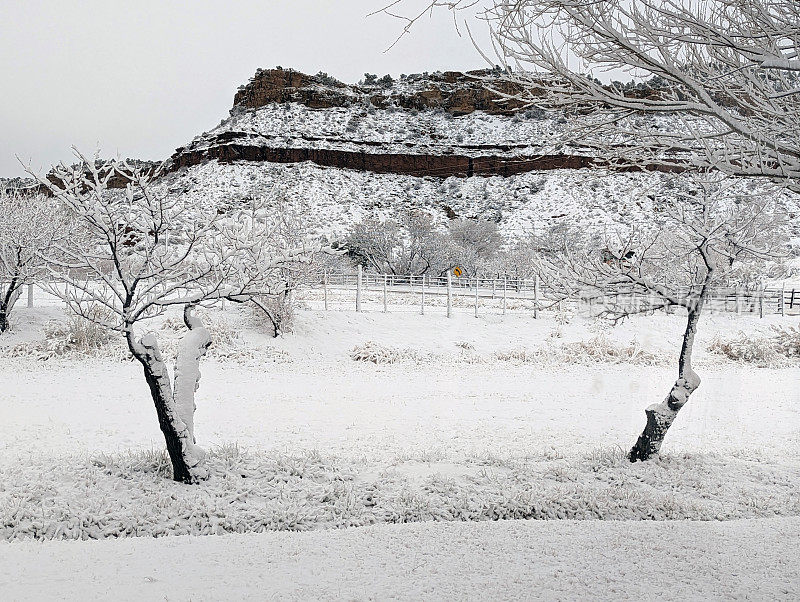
[0,1,490,177]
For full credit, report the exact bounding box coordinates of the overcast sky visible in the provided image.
[0,1,489,177]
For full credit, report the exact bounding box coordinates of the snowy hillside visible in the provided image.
[151,68,800,247]
[156,159,800,245]
[192,101,568,157]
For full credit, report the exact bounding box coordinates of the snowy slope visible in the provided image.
[156,158,800,243]
[192,101,569,157]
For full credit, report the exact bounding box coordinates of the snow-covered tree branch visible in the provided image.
[27,149,319,483]
[538,172,787,459]
[0,189,65,333]
[379,0,800,186]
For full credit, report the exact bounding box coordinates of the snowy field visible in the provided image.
[1,301,799,598]
[4,519,799,601]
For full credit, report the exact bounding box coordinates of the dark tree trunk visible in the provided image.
[629,302,704,462]
[0,278,22,333]
[127,331,195,482]
[125,308,211,483]
[251,298,282,338]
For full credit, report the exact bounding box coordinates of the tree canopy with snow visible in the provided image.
[379,0,800,185]
[0,189,65,333]
[29,150,320,483]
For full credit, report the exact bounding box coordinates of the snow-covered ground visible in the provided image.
[2,303,799,598]
[3,518,799,601]
[2,301,798,459]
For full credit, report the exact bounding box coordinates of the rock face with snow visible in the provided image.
[164,67,631,179]
[133,67,793,241]
[232,67,531,116]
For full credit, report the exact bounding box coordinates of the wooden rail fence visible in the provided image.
[307,267,800,318]
[10,273,800,318]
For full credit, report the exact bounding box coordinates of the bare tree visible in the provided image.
[447,218,504,277]
[346,210,451,275]
[378,0,798,460]
[225,201,340,338]
[540,174,786,460]
[378,1,800,185]
[0,190,64,333]
[492,231,547,282]
[30,151,316,483]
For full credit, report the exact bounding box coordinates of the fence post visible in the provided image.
[421,274,425,315]
[474,275,479,318]
[735,287,742,315]
[534,274,540,319]
[383,274,388,313]
[447,271,452,318]
[356,265,362,313]
[27,283,33,308]
[502,276,507,316]
[781,282,786,316]
[759,286,764,319]
[492,278,496,299]
[323,271,328,311]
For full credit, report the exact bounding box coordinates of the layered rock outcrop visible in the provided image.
[232,68,533,116]
[165,67,681,179]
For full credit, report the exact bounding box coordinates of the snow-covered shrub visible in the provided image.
[494,348,535,363]
[313,71,341,86]
[708,325,800,367]
[452,340,483,363]
[493,335,660,366]
[43,312,114,354]
[555,335,660,365]
[5,306,121,360]
[251,293,295,338]
[203,315,240,349]
[553,305,574,325]
[350,341,421,364]
[772,324,800,358]
[708,333,782,367]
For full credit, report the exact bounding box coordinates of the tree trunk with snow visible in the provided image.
[0,279,23,333]
[629,303,704,462]
[126,305,212,483]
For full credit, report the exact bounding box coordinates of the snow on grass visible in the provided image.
[2,444,798,541]
[349,334,663,366]
[0,305,290,364]
[707,325,800,368]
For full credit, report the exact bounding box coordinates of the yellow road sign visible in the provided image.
[453,267,463,278]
